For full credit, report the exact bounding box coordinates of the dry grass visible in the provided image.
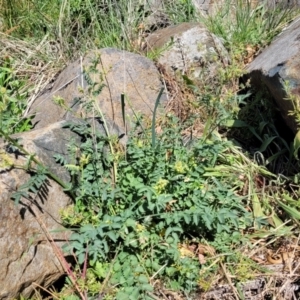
[0,32,69,117]
[197,236,300,299]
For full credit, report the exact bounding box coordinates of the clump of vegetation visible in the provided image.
[2,0,300,299]
[58,113,253,298]
[203,0,295,60]
[0,57,31,133]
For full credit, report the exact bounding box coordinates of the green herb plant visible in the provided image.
[0,57,32,134]
[54,60,254,299]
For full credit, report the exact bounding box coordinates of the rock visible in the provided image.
[247,16,300,133]
[143,10,171,32]
[0,121,77,299]
[144,22,229,78]
[263,0,300,9]
[191,0,300,16]
[191,0,217,15]
[29,48,166,131]
[191,0,225,15]
[11,121,81,182]
[142,0,172,31]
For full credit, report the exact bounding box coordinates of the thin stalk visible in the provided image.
[151,88,164,149]
[93,97,118,185]
[30,202,87,300]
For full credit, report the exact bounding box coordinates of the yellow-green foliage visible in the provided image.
[0,150,14,171]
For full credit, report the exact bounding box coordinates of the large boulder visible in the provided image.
[29,48,166,131]
[0,121,77,299]
[247,16,300,133]
[144,22,229,79]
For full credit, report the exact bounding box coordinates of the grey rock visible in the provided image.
[191,0,214,14]
[263,0,300,9]
[12,121,80,182]
[29,48,166,131]
[191,0,300,16]
[144,22,229,78]
[0,122,75,299]
[247,16,300,133]
[144,10,171,31]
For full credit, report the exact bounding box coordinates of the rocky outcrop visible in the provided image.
[29,48,166,131]
[144,22,229,78]
[247,16,300,133]
[0,121,77,299]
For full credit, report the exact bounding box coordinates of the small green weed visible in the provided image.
[166,0,197,24]
[0,57,32,134]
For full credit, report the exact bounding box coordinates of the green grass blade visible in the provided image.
[121,93,126,128]
[258,136,277,152]
[152,88,164,149]
[277,200,300,221]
